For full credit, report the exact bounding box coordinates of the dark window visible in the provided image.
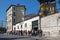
[14,27,16,30]
[13,12,16,16]
[48,7,50,11]
[17,26,19,29]
[25,23,27,27]
[32,20,38,31]
[32,20,38,27]
[13,7,15,10]
[13,19,15,23]
[21,25,22,28]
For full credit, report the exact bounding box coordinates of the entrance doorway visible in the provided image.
[32,20,38,36]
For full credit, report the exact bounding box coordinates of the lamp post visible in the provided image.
[39,13,42,30]
[39,12,43,36]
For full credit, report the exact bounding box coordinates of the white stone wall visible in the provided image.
[13,16,40,32]
[41,13,60,36]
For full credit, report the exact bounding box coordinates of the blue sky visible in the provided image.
[0,0,40,27]
[0,0,40,21]
[0,0,60,27]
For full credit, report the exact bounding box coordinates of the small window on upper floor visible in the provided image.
[13,19,15,23]
[13,12,16,16]
[48,7,50,11]
[25,23,27,27]
[17,26,19,29]
[13,7,15,10]
[21,25,22,28]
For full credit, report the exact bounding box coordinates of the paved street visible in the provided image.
[0,34,36,40]
[0,34,60,40]
[0,38,36,40]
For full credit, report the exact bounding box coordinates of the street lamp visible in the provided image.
[39,12,43,36]
[39,13,42,30]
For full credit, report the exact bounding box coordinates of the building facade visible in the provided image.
[13,13,60,36]
[6,4,26,32]
[38,0,56,17]
[13,15,40,35]
[40,3,56,16]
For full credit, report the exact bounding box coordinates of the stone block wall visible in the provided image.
[41,13,60,36]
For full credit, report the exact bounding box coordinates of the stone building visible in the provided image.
[38,0,56,17]
[6,4,26,32]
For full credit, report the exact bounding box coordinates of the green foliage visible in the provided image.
[43,8,48,16]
